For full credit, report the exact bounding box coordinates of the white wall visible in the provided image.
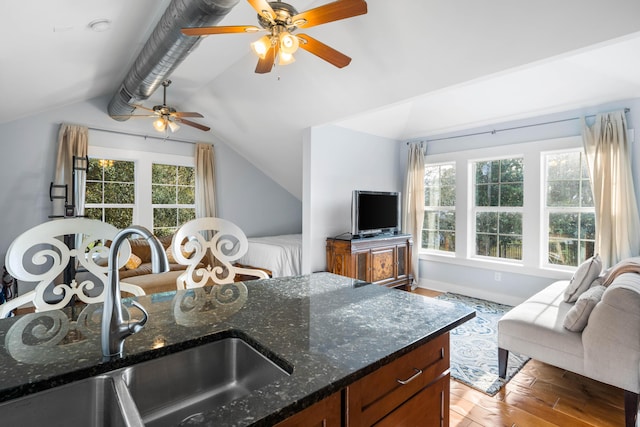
[407,97,640,305]
[303,125,402,273]
[0,95,302,264]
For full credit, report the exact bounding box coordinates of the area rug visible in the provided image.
[436,292,529,395]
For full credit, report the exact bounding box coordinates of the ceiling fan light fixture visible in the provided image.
[251,35,272,59]
[153,117,167,132]
[278,51,295,65]
[168,121,180,132]
[279,32,299,55]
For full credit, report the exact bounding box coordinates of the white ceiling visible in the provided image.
[3,0,640,199]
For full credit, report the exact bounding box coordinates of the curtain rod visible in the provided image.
[406,107,631,145]
[85,125,204,145]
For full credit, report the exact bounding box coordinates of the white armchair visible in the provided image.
[1,218,144,318]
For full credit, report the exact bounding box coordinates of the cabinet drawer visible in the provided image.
[375,373,449,427]
[347,332,449,426]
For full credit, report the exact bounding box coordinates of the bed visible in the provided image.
[237,234,302,278]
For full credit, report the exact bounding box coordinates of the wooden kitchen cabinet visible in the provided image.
[326,234,413,289]
[275,391,342,427]
[346,332,450,427]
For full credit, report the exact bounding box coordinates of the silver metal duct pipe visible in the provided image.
[108,0,240,120]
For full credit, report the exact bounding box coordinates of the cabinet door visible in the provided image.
[274,391,342,427]
[370,247,395,284]
[375,374,449,427]
[396,244,408,280]
[354,251,370,282]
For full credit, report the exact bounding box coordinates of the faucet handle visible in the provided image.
[128,300,149,334]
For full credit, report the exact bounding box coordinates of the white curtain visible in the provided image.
[53,124,88,218]
[195,143,217,218]
[582,111,640,268]
[402,143,425,289]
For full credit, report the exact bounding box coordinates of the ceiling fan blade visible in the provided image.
[171,111,204,118]
[292,0,367,29]
[181,25,261,36]
[176,118,211,132]
[131,104,158,113]
[255,45,276,73]
[297,34,352,68]
[110,114,157,118]
[247,0,276,21]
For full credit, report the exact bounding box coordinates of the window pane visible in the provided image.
[152,164,176,185]
[154,208,177,228]
[177,186,195,205]
[500,183,523,206]
[104,183,135,204]
[440,185,456,206]
[104,160,134,182]
[178,166,195,186]
[423,163,456,252]
[476,184,499,207]
[580,213,596,240]
[87,159,102,180]
[476,234,497,257]
[549,212,578,239]
[104,208,133,229]
[548,238,579,266]
[178,208,196,223]
[499,212,522,235]
[152,185,176,204]
[500,236,522,260]
[476,212,498,233]
[439,211,455,231]
[85,207,102,221]
[581,179,594,206]
[500,158,523,183]
[86,182,103,203]
[547,180,580,207]
[424,211,438,230]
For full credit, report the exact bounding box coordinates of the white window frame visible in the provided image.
[87,146,194,232]
[420,136,583,278]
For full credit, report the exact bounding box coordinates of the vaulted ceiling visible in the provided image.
[4,0,640,199]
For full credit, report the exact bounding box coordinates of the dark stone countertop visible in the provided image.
[0,273,474,426]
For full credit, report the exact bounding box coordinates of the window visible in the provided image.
[423,163,455,252]
[152,163,196,237]
[85,158,135,229]
[85,144,195,234]
[473,157,523,260]
[544,150,595,267]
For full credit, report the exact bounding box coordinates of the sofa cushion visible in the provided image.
[563,285,606,332]
[564,254,602,303]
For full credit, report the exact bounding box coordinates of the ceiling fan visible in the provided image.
[112,80,210,132]
[181,0,368,74]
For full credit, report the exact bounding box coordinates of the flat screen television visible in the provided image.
[351,190,401,237]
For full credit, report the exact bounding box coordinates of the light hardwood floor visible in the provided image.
[412,288,626,427]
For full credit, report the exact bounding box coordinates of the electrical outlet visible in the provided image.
[494,272,502,282]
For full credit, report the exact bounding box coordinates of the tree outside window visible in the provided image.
[152,163,196,237]
[85,158,135,229]
[473,158,523,260]
[423,163,456,252]
[545,151,595,266]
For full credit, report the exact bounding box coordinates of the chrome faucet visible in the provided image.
[102,226,169,357]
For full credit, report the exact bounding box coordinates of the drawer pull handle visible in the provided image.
[396,368,422,385]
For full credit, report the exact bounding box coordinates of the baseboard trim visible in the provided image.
[417,278,526,306]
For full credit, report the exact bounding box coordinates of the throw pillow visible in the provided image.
[564,254,602,303]
[125,253,142,270]
[563,285,606,332]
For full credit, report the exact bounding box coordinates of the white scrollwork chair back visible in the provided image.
[1,218,145,318]
[172,217,269,289]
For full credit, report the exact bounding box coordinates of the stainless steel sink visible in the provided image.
[0,337,290,427]
[121,337,290,427]
[0,375,131,427]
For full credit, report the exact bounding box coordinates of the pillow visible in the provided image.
[563,285,606,332]
[166,245,194,263]
[564,254,602,303]
[125,253,142,270]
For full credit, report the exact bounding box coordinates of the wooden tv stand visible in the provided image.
[326,234,413,290]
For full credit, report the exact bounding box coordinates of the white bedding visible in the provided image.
[238,234,302,278]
